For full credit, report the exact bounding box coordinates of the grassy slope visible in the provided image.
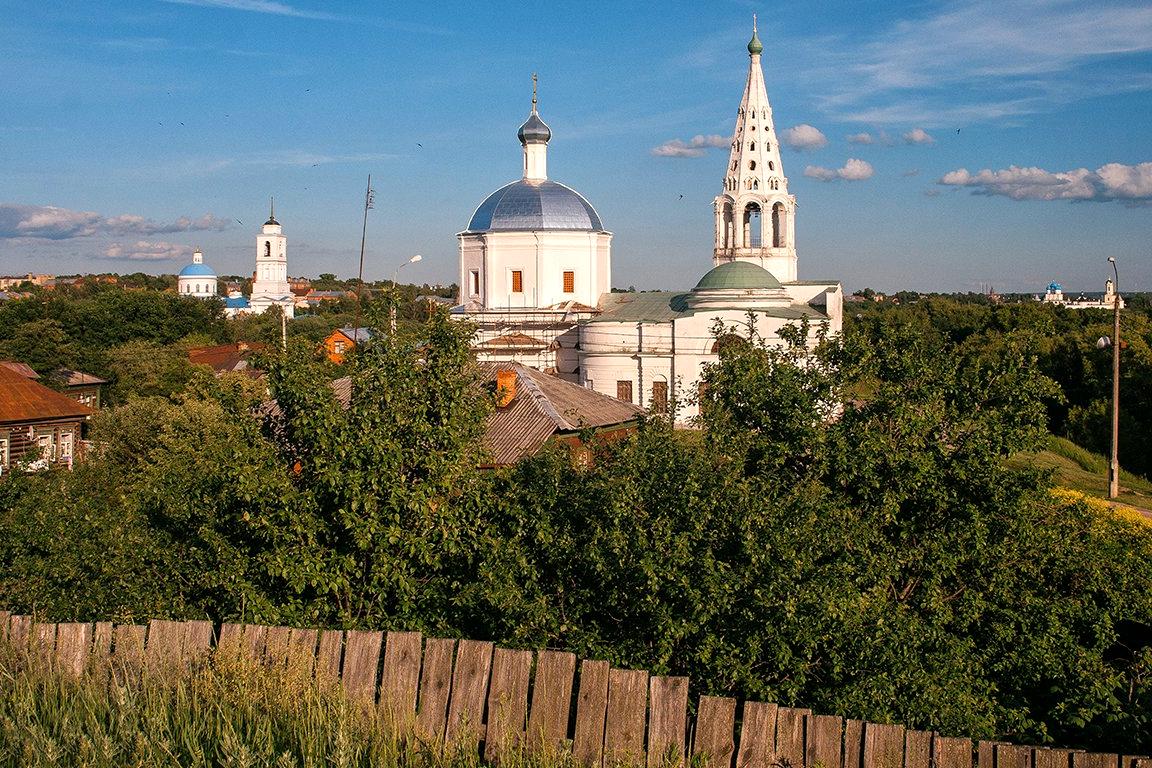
[1011,435,1152,520]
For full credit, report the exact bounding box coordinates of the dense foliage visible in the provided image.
[2,305,1151,752]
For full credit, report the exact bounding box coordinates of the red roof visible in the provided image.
[0,365,93,423]
[188,342,269,375]
[0,360,41,379]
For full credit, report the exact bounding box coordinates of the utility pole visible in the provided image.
[353,175,374,338]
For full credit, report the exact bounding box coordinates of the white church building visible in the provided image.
[454,22,842,423]
[174,201,295,319]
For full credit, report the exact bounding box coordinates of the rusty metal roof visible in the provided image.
[56,369,107,387]
[0,365,93,424]
[0,360,41,379]
[479,363,644,465]
[188,342,269,375]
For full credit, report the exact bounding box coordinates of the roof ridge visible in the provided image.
[514,367,575,431]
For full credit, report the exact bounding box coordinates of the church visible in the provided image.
[174,201,296,319]
[457,22,844,423]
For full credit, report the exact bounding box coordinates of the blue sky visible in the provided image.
[1,0,1150,293]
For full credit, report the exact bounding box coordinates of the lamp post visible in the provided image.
[1107,256,1120,499]
[390,254,422,333]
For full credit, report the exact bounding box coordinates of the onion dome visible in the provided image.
[748,15,763,55]
[179,262,217,278]
[518,110,552,145]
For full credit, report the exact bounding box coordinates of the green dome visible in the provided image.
[748,29,763,55]
[694,261,782,291]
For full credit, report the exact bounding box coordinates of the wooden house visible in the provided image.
[0,364,93,472]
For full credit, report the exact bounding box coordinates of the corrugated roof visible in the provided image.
[56,369,107,387]
[188,342,269,374]
[0,360,41,379]
[479,363,644,465]
[0,365,93,423]
[586,292,692,323]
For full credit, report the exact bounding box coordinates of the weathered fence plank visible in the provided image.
[0,610,10,638]
[647,675,688,768]
[484,647,533,763]
[287,627,319,673]
[777,707,811,768]
[379,630,423,732]
[54,622,92,675]
[1073,755,1119,768]
[341,629,384,705]
[92,621,114,658]
[241,623,269,660]
[905,730,933,768]
[604,668,649,768]
[263,626,292,664]
[977,742,997,768]
[934,736,974,768]
[417,637,456,743]
[996,744,1032,768]
[33,622,56,653]
[863,723,905,768]
[8,615,31,648]
[572,659,611,767]
[315,629,344,679]
[113,624,146,663]
[445,639,494,748]
[735,701,778,768]
[1034,749,1073,768]
[526,649,577,753]
[145,619,185,667]
[693,696,736,768]
[218,622,244,650]
[806,714,843,768]
[184,620,214,659]
[843,720,865,768]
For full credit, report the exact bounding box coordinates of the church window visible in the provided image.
[563,271,575,293]
[768,161,774,170]
[469,269,480,297]
[765,142,770,151]
[511,270,523,293]
[651,381,668,414]
[749,141,755,151]
[745,204,762,247]
[753,179,759,190]
[773,202,786,248]
[264,241,271,258]
[616,380,633,403]
[751,125,756,131]
[749,161,757,171]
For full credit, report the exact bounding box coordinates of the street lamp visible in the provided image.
[390,254,422,333]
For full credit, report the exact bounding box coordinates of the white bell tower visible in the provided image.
[249,198,295,318]
[713,17,798,282]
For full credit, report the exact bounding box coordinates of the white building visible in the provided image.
[177,249,218,299]
[455,23,842,424]
[1040,279,1124,310]
[578,21,842,422]
[249,201,295,319]
[454,79,611,377]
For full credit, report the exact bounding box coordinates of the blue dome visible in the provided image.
[467,180,604,232]
[179,262,217,278]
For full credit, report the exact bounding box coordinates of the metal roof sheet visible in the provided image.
[0,365,92,423]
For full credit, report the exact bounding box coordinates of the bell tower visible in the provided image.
[250,198,294,318]
[712,17,798,282]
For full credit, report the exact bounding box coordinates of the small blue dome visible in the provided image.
[179,262,217,278]
[467,179,604,232]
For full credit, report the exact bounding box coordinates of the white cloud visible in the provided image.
[903,128,935,145]
[937,162,1152,201]
[0,204,231,240]
[847,132,874,145]
[100,241,193,261]
[805,158,875,182]
[783,124,828,151]
[651,134,730,158]
[158,0,338,20]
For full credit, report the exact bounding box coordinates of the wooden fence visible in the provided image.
[1,611,1148,768]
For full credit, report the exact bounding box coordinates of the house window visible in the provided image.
[334,341,346,354]
[616,380,633,403]
[59,432,73,459]
[651,381,668,414]
[469,269,480,297]
[37,433,53,462]
[0,437,8,469]
[511,270,523,293]
[563,271,575,293]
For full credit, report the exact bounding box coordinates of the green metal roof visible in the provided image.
[748,29,763,55]
[694,261,782,291]
[586,290,828,324]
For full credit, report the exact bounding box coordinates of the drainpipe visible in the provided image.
[637,321,644,407]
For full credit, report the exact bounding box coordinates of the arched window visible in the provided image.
[773,202,786,248]
[768,161,774,171]
[753,179,759,190]
[264,241,271,258]
[749,141,756,151]
[749,160,757,171]
[743,203,762,248]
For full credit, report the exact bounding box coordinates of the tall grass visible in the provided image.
[0,638,583,768]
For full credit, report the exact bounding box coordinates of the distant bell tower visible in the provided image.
[713,16,798,282]
[249,198,295,318]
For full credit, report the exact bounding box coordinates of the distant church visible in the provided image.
[175,201,295,319]
[453,22,842,423]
